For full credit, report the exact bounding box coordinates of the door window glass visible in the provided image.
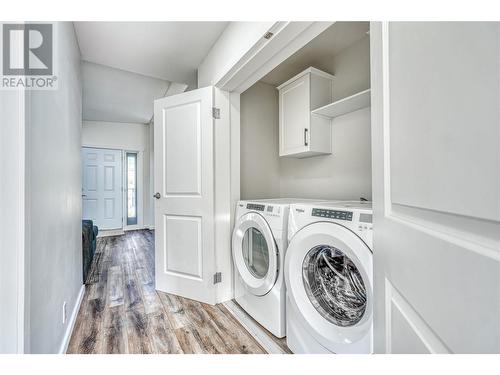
[126,152,138,225]
[302,245,366,327]
[242,227,269,279]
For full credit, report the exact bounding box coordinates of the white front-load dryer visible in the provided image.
[285,201,373,353]
[232,198,324,338]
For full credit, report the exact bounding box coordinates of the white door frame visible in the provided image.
[82,144,145,231]
[207,22,337,302]
[217,22,334,94]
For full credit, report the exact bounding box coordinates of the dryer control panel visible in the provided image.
[312,208,353,221]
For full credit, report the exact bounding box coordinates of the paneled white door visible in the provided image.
[82,147,123,230]
[371,22,500,353]
[154,86,216,305]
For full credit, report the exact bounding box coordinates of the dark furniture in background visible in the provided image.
[82,220,98,284]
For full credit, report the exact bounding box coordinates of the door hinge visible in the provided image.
[212,107,220,119]
[213,272,222,284]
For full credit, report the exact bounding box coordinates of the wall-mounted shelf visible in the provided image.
[311,89,371,119]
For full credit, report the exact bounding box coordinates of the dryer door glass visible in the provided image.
[302,245,366,327]
[242,227,270,279]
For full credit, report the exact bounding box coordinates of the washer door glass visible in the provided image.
[242,227,270,279]
[302,245,367,327]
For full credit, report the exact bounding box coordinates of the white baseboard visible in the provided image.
[223,300,286,354]
[59,284,85,354]
[97,229,125,238]
[98,227,153,237]
[123,225,154,232]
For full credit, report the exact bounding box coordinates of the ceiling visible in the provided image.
[75,22,228,123]
[260,22,370,87]
[75,22,228,88]
[82,61,188,124]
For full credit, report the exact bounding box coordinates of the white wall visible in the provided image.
[82,121,153,228]
[0,85,26,354]
[25,22,83,353]
[240,37,372,201]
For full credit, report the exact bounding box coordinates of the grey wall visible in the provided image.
[26,22,83,353]
[240,82,281,199]
[240,36,372,201]
[331,36,371,101]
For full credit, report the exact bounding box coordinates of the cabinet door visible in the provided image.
[279,74,310,155]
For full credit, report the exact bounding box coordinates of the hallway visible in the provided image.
[67,230,266,354]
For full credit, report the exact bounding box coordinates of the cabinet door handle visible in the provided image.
[304,128,308,146]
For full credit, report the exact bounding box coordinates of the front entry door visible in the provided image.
[82,147,123,230]
[154,86,216,305]
[371,22,500,353]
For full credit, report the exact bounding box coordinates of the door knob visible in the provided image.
[153,192,161,199]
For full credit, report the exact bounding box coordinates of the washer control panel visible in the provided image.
[312,208,353,221]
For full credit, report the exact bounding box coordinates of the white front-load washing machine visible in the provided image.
[232,198,324,338]
[285,201,373,353]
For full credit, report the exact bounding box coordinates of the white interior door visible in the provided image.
[154,86,216,305]
[371,22,500,353]
[82,147,123,230]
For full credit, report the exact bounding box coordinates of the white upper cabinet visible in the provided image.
[278,67,334,158]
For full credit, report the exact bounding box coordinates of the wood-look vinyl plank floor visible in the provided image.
[67,230,267,354]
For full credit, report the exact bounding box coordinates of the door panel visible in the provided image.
[164,101,202,195]
[104,166,115,191]
[280,74,309,154]
[154,86,216,305]
[85,165,97,190]
[371,22,500,353]
[388,22,500,222]
[164,215,203,279]
[82,147,123,230]
[83,199,98,219]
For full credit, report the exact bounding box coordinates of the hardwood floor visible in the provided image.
[67,230,266,354]
[243,305,291,354]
